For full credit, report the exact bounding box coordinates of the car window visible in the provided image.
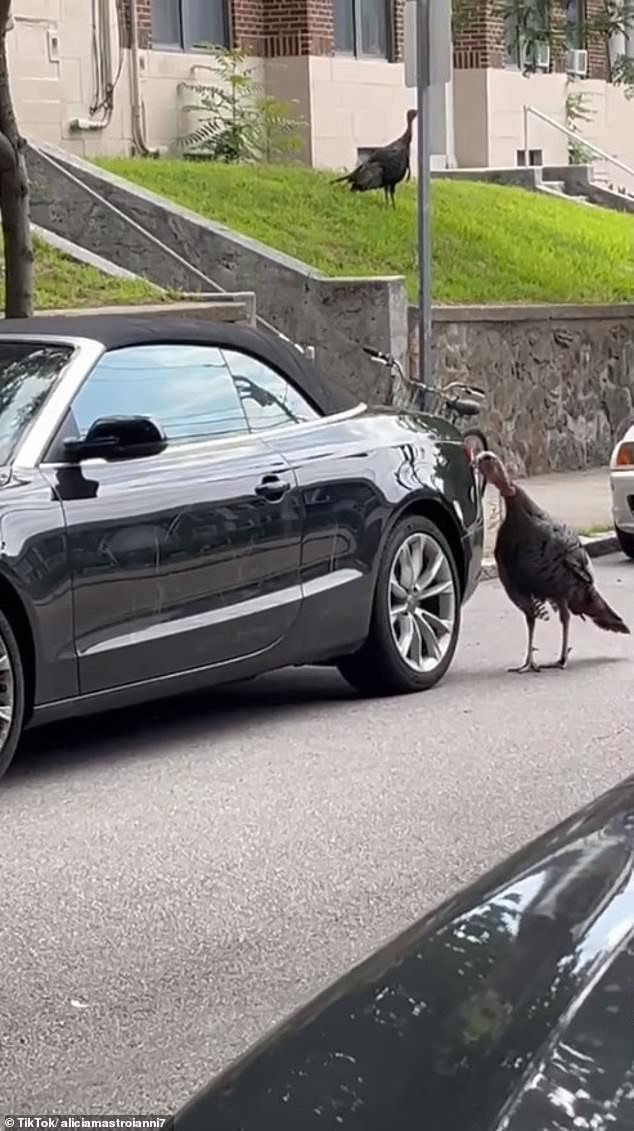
[70,344,249,444]
[224,350,320,432]
[68,344,319,450]
[0,342,72,465]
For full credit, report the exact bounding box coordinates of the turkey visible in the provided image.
[477,452,629,673]
[331,109,417,208]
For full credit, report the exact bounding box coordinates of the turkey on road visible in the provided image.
[331,109,417,208]
[477,451,629,672]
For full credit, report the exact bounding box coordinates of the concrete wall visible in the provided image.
[263,56,313,165]
[453,68,571,168]
[573,80,634,192]
[486,70,569,168]
[36,297,256,323]
[308,55,453,172]
[27,142,409,406]
[9,0,223,156]
[453,65,634,186]
[453,70,489,168]
[409,305,634,476]
[432,166,542,188]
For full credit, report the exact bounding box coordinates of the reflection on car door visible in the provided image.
[41,344,303,694]
[222,350,384,650]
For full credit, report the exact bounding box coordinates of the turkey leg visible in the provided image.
[509,613,541,674]
[540,605,571,671]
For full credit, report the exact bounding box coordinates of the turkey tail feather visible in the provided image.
[583,590,630,635]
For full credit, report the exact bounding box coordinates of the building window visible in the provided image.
[504,7,522,68]
[504,0,549,69]
[517,147,543,166]
[333,0,390,58]
[566,0,585,49]
[151,0,229,51]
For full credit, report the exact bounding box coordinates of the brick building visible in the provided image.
[7,0,433,169]
[451,0,634,174]
[6,1,634,182]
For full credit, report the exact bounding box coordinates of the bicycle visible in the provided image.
[362,345,489,492]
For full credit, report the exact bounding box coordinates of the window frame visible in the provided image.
[0,341,76,469]
[565,0,585,51]
[333,0,394,61]
[222,349,322,435]
[151,0,230,52]
[503,0,551,71]
[41,342,326,465]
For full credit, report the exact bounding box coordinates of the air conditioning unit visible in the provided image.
[534,42,551,71]
[566,48,588,77]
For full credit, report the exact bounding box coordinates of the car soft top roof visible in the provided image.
[0,314,358,418]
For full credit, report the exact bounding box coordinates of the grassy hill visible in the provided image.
[2,235,163,311]
[97,159,634,305]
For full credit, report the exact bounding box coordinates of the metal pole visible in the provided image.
[523,103,529,165]
[416,0,432,400]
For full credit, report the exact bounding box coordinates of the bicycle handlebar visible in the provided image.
[442,380,486,398]
[362,345,388,362]
[361,348,483,411]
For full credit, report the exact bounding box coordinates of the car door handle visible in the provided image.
[255,474,291,500]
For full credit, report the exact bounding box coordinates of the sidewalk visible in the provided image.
[483,467,612,561]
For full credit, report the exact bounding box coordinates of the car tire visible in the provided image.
[616,525,634,560]
[0,609,25,783]
[337,515,461,696]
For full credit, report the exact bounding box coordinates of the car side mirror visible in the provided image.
[63,416,167,462]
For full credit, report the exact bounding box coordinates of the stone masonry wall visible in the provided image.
[409,305,634,476]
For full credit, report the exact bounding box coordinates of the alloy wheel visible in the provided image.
[0,626,15,755]
[388,532,457,673]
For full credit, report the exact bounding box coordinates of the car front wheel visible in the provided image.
[337,515,461,696]
[0,609,25,783]
[616,525,634,560]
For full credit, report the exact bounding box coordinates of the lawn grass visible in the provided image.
[97,158,634,304]
[577,523,613,536]
[0,235,164,311]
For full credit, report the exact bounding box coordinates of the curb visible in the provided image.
[481,531,618,581]
[582,532,620,558]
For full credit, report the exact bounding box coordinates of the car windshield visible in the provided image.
[0,341,72,465]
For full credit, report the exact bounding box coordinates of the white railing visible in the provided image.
[523,104,634,185]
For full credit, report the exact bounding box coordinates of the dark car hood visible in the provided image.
[166,779,634,1131]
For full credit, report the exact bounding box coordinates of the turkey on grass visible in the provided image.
[477,451,629,673]
[331,110,417,208]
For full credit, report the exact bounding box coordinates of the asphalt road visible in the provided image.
[1,554,633,1116]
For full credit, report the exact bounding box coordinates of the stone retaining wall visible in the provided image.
[410,304,634,476]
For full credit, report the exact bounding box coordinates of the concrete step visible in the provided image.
[537,185,595,207]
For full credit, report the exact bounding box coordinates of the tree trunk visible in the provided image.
[0,1,33,318]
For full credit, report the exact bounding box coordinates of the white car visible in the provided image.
[609,423,634,560]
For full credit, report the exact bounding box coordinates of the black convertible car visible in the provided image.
[0,315,482,778]
[167,777,634,1130]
